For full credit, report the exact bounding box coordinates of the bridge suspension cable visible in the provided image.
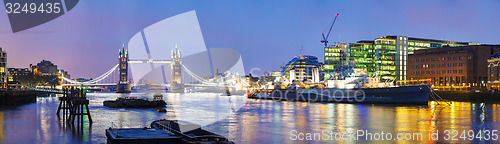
[180,64,235,85]
[180,64,213,84]
[61,64,119,84]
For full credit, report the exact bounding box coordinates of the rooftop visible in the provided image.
[354,35,478,46]
[490,52,500,59]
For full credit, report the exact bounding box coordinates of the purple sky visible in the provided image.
[0,0,499,78]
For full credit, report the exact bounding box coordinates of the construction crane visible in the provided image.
[321,13,339,47]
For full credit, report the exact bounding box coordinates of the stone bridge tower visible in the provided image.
[117,44,131,93]
[171,45,182,84]
[170,45,184,93]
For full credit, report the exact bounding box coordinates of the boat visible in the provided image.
[106,127,182,144]
[154,92,163,97]
[250,85,430,104]
[151,119,234,144]
[104,97,167,108]
[219,89,231,96]
[249,60,430,104]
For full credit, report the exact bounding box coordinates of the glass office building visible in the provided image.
[281,55,322,81]
[325,35,478,82]
[324,42,348,79]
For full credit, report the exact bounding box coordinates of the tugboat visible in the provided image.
[104,96,166,108]
[219,89,231,96]
[151,119,234,144]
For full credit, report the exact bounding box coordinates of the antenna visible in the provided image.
[300,46,304,56]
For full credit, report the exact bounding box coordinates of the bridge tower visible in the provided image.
[116,44,131,93]
[170,45,184,93]
[171,45,182,83]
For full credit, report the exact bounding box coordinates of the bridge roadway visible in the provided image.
[30,88,64,94]
[128,59,172,64]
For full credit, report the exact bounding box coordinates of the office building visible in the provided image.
[281,55,322,82]
[7,68,30,82]
[324,42,348,79]
[0,48,6,88]
[408,45,500,91]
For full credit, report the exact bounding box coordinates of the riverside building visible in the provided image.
[408,45,500,91]
[487,51,500,91]
[281,55,322,82]
[0,47,6,88]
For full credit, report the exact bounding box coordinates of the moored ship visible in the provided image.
[104,95,166,108]
[250,85,430,104]
[249,62,430,104]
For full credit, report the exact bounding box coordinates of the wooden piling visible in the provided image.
[57,88,72,116]
[63,88,93,124]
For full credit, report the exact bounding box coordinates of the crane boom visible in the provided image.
[321,13,339,47]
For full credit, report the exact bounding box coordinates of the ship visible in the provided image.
[249,85,430,104]
[104,96,166,108]
[249,53,430,104]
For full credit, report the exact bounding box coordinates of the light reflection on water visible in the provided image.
[0,92,499,143]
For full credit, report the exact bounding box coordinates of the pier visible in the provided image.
[57,88,93,124]
[0,88,63,106]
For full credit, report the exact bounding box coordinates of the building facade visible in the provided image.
[325,35,478,81]
[487,52,500,91]
[0,48,6,88]
[324,42,348,79]
[408,45,500,91]
[281,55,322,82]
[7,68,30,83]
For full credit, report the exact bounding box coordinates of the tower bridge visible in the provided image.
[61,45,248,93]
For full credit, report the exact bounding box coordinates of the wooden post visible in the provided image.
[67,88,93,124]
[57,88,72,116]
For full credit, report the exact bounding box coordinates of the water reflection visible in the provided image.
[219,100,500,144]
[0,93,499,143]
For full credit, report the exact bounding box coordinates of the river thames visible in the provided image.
[0,92,499,143]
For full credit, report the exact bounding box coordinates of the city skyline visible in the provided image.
[0,1,499,78]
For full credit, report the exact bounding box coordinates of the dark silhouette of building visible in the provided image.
[30,60,58,75]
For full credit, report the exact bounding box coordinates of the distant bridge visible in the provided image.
[60,46,249,89]
[31,88,64,94]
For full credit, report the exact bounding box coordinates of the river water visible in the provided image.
[0,92,499,144]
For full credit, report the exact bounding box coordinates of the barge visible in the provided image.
[103,97,166,108]
[151,119,234,144]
